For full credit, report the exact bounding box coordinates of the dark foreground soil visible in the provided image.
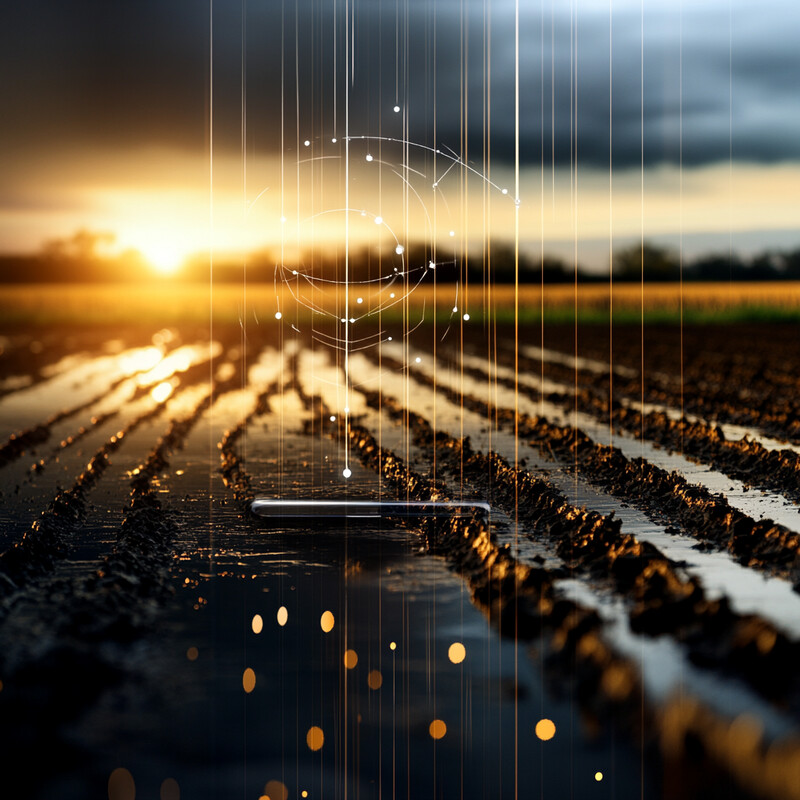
[0,319,799,800]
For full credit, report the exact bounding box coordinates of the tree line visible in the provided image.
[2,231,800,284]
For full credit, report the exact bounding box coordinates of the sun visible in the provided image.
[139,243,184,275]
[137,237,186,275]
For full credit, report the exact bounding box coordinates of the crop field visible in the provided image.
[1,291,800,799]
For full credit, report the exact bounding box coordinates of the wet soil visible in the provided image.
[1,320,799,799]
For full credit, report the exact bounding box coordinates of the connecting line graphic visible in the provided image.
[250,132,520,479]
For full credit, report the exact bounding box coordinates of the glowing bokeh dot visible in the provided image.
[389,641,397,651]
[595,772,603,782]
[307,726,325,751]
[448,642,466,664]
[302,793,308,799]
[374,216,383,224]
[160,777,180,800]
[429,719,447,740]
[535,718,556,741]
[304,139,310,146]
[243,668,256,694]
[395,244,404,254]
[330,415,336,422]
[343,649,358,669]
[251,614,263,634]
[108,767,135,800]
[263,780,288,800]
[186,646,199,661]
[343,468,352,479]
[366,154,373,162]
[463,313,470,321]
[277,605,288,626]
[321,610,335,632]
[367,670,383,690]
[393,105,400,112]
[274,311,282,320]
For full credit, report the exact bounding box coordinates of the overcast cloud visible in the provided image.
[2,0,799,169]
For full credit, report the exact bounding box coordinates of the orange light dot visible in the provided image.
[186,646,199,661]
[448,642,466,664]
[277,606,288,626]
[160,777,181,800]
[320,610,335,633]
[263,780,288,800]
[243,667,256,693]
[252,614,263,634]
[343,649,358,669]
[306,725,325,751]
[389,641,397,651]
[367,670,383,690]
[429,719,447,740]
[108,767,136,800]
[535,718,556,741]
[595,772,604,782]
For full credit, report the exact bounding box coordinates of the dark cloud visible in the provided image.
[2,0,798,169]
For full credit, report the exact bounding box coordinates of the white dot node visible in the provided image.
[452,306,458,313]
[463,313,470,321]
[330,415,336,422]
[280,216,287,223]
[432,182,438,188]
[343,468,352,478]
[292,269,298,275]
[428,261,436,270]
[304,139,310,146]
[341,318,347,323]
[389,293,395,298]
[344,407,350,413]
[274,311,282,320]
[366,154,373,162]
[349,317,356,323]
[387,336,393,341]
[449,230,455,237]
[331,137,337,143]
[502,188,508,195]
[415,357,421,363]
[393,105,400,113]
[375,216,383,225]
[357,297,363,304]
[395,245,404,255]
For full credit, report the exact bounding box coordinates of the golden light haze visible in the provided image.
[3,143,799,271]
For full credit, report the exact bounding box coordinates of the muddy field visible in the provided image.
[1,317,800,799]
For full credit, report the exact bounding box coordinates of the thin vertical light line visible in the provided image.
[513,0,520,796]
[540,0,545,418]
[728,1,733,304]
[679,0,684,446]
[208,0,215,565]
[344,0,351,484]
[640,1,645,792]
[241,0,248,469]
[609,0,613,445]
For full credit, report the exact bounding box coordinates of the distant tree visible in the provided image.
[747,252,781,280]
[42,228,115,261]
[689,253,746,281]
[613,242,679,282]
[779,249,800,279]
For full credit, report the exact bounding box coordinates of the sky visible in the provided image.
[1,0,799,272]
